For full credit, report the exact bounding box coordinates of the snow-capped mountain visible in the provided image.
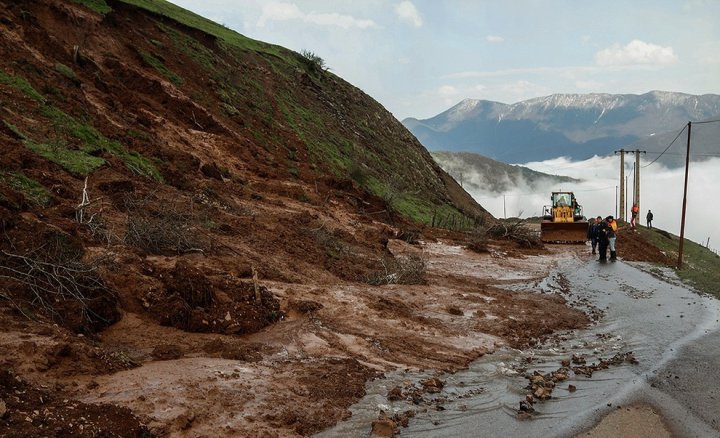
[402,91,720,164]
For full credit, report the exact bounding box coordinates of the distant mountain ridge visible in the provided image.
[403,91,720,164]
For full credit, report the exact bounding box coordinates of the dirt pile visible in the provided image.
[617,226,674,265]
[0,368,147,437]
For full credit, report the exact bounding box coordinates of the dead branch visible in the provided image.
[0,250,113,328]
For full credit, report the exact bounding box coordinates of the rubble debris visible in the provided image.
[517,352,638,416]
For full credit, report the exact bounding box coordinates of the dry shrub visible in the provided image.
[364,254,427,285]
[397,228,420,244]
[123,193,210,254]
[466,230,489,253]
[486,220,544,249]
[0,231,119,333]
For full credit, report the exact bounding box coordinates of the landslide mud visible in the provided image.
[324,247,720,438]
[0,238,588,436]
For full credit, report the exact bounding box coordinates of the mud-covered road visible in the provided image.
[322,248,720,437]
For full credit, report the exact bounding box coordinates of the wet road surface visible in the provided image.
[319,254,720,437]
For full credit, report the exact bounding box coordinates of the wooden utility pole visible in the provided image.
[634,150,646,216]
[616,149,645,222]
[678,122,692,269]
[615,149,626,221]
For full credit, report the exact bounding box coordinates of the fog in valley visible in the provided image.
[460,155,720,253]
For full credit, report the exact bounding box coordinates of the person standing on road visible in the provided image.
[587,216,600,255]
[630,203,639,229]
[597,218,610,262]
[606,216,618,261]
[647,210,654,229]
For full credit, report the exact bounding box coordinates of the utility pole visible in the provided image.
[678,122,692,269]
[615,186,618,218]
[622,176,628,218]
[632,162,635,205]
[615,149,626,221]
[634,149,646,217]
[616,149,646,222]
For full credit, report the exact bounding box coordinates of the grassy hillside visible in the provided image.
[637,227,720,299]
[58,0,488,225]
[0,0,495,336]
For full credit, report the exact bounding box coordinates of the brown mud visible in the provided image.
[0,1,677,436]
[0,236,594,436]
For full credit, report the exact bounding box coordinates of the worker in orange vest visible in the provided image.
[606,216,618,261]
[630,203,639,229]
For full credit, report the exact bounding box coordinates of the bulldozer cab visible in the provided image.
[544,192,583,221]
[541,191,588,243]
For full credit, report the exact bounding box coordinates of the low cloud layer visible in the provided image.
[461,156,720,253]
[595,39,678,66]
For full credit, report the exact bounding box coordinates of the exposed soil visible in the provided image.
[614,226,674,265]
[0,1,668,436]
[0,234,592,436]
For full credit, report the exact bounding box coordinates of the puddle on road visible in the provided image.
[318,258,720,438]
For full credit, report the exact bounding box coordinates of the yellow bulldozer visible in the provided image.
[540,191,588,243]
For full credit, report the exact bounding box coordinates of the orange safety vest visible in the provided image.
[609,220,617,231]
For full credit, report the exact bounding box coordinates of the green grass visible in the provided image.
[71,0,112,15]
[5,121,104,175]
[40,106,162,181]
[25,139,107,175]
[118,0,289,58]
[638,227,720,298]
[0,172,52,207]
[0,71,46,103]
[54,63,77,80]
[1,69,160,180]
[139,51,184,86]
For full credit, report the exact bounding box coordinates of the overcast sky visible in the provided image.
[169,0,720,119]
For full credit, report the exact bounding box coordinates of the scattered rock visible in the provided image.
[517,352,639,416]
[387,386,403,401]
[151,344,184,361]
[420,377,444,393]
[371,413,396,437]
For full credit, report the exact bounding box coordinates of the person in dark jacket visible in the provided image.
[597,219,610,262]
[587,216,601,255]
[647,210,654,229]
[606,216,618,261]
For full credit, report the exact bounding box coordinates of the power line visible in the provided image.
[641,124,687,168]
[645,152,720,157]
[693,119,720,125]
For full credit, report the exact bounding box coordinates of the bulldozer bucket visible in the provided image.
[541,221,588,243]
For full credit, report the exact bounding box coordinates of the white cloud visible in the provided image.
[486,35,504,43]
[595,40,678,67]
[257,2,376,29]
[437,85,459,97]
[257,2,301,26]
[395,1,423,28]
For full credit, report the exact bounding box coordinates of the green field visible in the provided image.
[638,226,720,299]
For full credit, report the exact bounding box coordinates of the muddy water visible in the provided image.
[319,255,720,437]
